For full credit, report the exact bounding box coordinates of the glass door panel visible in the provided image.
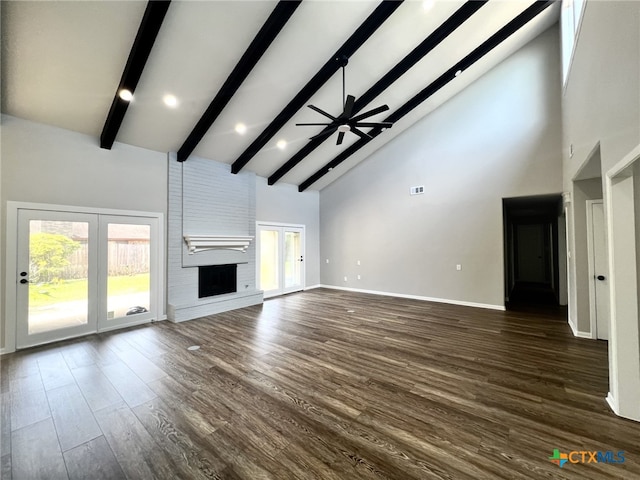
[283,229,303,292]
[259,228,280,294]
[106,223,151,319]
[17,210,98,348]
[99,216,157,331]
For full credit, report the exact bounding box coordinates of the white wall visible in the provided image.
[562,1,640,422]
[0,115,168,350]
[563,1,640,330]
[256,177,320,287]
[319,26,562,309]
[563,1,640,185]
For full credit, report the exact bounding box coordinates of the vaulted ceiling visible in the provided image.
[1,1,559,191]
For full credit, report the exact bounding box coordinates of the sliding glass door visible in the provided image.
[16,209,159,348]
[257,223,305,298]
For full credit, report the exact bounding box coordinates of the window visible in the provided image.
[561,0,586,84]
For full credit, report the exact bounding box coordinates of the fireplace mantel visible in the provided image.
[183,234,253,254]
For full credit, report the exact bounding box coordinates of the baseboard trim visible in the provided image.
[304,284,322,291]
[0,347,13,356]
[606,392,619,415]
[318,285,505,311]
[568,318,592,338]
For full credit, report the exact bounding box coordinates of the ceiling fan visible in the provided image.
[296,56,393,145]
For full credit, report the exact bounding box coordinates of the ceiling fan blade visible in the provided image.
[309,127,337,142]
[343,95,355,118]
[308,104,337,121]
[296,122,333,126]
[336,131,345,146]
[353,122,393,128]
[351,127,372,141]
[350,104,389,123]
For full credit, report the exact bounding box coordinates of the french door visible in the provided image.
[16,208,159,348]
[257,223,304,298]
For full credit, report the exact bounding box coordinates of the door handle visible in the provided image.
[20,279,29,284]
[596,275,606,281]
[299,256,304,262]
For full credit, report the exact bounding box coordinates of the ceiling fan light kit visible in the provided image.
[296,55,393,146]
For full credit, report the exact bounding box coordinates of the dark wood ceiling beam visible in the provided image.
[100,0,171,150]
[230,0,404,175]
[268,0,488,186]
[176,1,302,163]
[298,0,554,192]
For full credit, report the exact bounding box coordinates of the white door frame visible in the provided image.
[585,199,608,340]
[604,144,640,421]
[4,201,165,354]
[256,221,305,298]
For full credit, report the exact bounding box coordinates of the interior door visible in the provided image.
[16,209,99,348]
[258,223,304,298]
[589,201,610,340]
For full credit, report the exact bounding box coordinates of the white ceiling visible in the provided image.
[1,0,559,191]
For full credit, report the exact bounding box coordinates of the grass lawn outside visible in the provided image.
[29,273,150,307]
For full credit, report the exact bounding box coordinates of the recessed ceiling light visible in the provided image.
[455,69,463,77]
[119,89,133,101]
[422,0,435,12]
[235,123,247,135]
[276,139,287,150]
[163,94,178,108]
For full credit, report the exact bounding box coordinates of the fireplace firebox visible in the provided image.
[198,264,237,298]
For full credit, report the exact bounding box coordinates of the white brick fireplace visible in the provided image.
[167,153,263,322]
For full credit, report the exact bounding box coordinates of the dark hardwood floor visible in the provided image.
[1,288,639,479]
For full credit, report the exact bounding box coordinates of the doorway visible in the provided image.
[503,195,564,309]
[14,207,160,349]
[257,223,305,298]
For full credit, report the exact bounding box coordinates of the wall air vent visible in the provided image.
[410,186,425,195]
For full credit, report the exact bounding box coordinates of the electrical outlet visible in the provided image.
[344,276,348,282]
[357,275,361,280]
[357,260,361,266]
[326,259,330,264]
[456,264,462,271]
